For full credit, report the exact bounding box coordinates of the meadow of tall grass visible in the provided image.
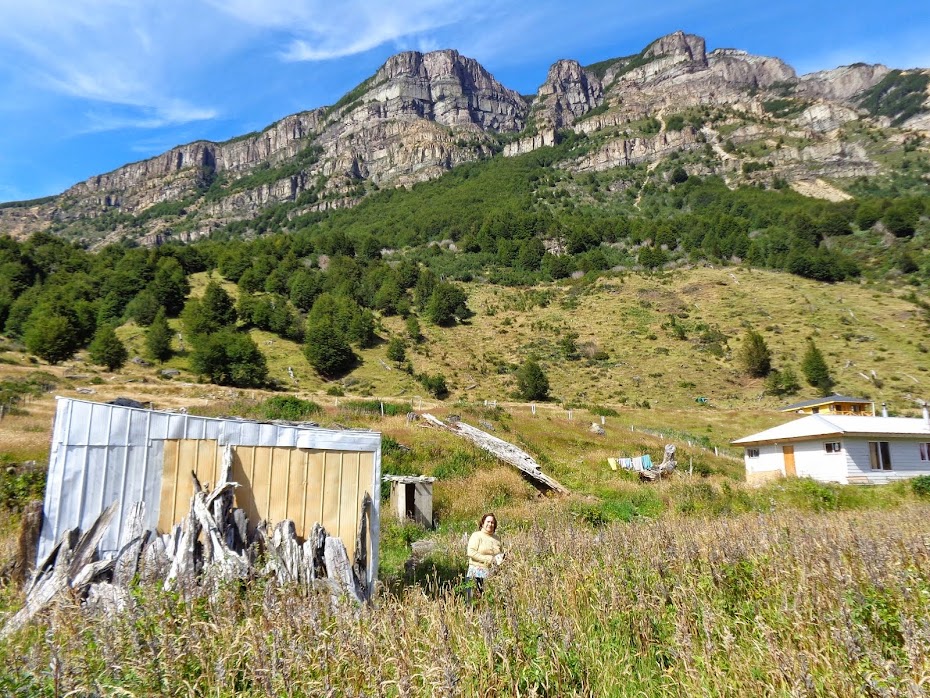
[2,506,929,696]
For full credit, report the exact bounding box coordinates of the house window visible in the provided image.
[920,443,930,462]
[868,441,892,471]
[746,448,760,458]
[825,442,842,454]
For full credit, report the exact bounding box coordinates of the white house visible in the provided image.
[733,413,930,485]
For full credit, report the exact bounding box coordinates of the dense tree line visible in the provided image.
[1,142,928,387]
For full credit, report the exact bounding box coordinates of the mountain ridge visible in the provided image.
[0,30,927,246]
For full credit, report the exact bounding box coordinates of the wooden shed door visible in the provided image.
[782,446,796,477]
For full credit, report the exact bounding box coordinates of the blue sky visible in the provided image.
[1,0,927,203]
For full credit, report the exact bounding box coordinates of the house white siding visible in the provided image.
[744,445,784,483]
[793,440,848,483]
[845,437,930,484]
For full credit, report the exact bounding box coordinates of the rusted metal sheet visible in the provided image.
[39,398,382,585]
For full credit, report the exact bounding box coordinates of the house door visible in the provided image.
[782,445,796,477]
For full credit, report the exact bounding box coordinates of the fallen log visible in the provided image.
[422,413,569,494]
[2,501,119,640]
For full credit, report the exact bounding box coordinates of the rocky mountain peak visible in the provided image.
[608,31,708,84]
[643,30,707,65]
[533,59,604,128]
[367,49,527,131]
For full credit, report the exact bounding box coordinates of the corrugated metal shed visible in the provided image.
[40,397,382,585]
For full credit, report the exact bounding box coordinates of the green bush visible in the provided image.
[0,458,46,510]
[911,475,930,498]
[259,395,322,421]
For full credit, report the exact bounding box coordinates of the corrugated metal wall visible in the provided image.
[40,398,381,583]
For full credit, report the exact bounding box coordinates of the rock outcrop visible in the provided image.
[795,64,890,101]
[533,60,604,129]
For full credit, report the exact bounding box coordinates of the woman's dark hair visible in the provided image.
[479,513,496,528]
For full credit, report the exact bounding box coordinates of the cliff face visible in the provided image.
[532,60,604,129]
[2,32,927,245]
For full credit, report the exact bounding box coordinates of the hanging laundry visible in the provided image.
[641,454,653,470]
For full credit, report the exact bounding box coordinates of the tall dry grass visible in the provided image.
[2,506,929,696]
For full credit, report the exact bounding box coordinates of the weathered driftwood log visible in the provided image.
[6,460,375,637]
[422,413,569,494]
[266,520,302,584]
[2,501,119,640]
[323,536,364,603]
[353,493,371,599]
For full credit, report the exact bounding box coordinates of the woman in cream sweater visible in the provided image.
[466,513,504,598]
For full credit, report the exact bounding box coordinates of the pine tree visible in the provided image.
[516,359,550,401]
[739,329,772,378]
[801,339,834,396]
[145,308,173,362]
[386,337,406,363]
[89,324,128,371]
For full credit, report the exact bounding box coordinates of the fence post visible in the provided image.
[568,410,573,421]
[601,415,605,426]
[531,404,536,416]
[380,402,384,417]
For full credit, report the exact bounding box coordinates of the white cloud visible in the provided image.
[208,0,483,61]
[0,0,232,130]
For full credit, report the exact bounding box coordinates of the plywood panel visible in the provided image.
[287,450,310,534]
[230,447,261,529]
[304,451,325,534]
[251,445,273,519]
[268,447,291,525]
[160,443,374,561]
[158,439,222,533]
[338,452,360,554]
[322,451,343,536]
[158,440,180,533]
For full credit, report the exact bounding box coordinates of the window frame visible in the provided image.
[746,447,760,459]
[824,441,842,454]
[868,441,892,471]
[920,443,930,462]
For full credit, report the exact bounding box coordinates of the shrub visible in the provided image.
[418,373,449,399]
[386,337,406,362]
[342,400,405,417]
[911,475,930,498]
[190,329,268,388]
[515,359,550,401]
[259,395,322,421]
